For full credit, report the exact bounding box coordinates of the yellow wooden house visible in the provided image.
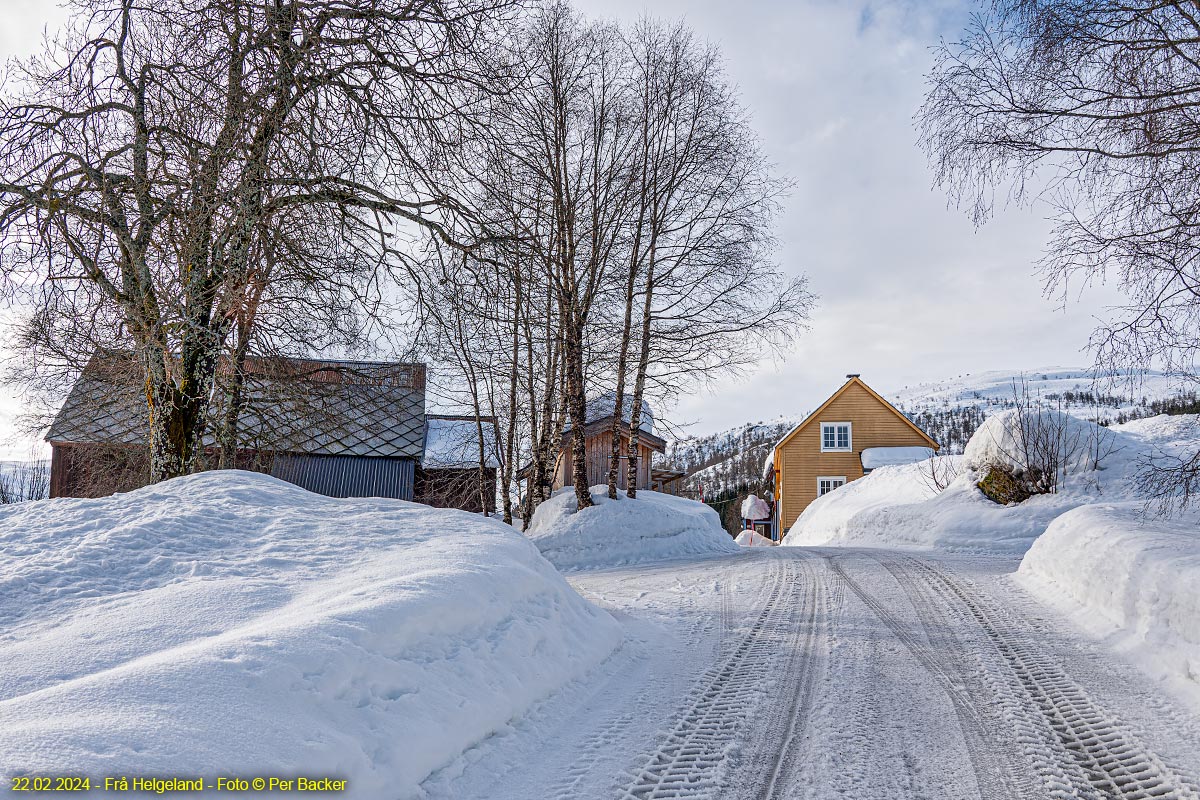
[768,374,939,535]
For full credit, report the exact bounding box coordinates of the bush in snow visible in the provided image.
[916,452,963,493]
[964,408,1118,502]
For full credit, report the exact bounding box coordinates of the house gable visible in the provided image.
[775,376,938,452]
[773,377,939,533]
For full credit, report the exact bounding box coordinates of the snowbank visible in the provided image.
[735,529,775,547]
[0,471,621,798]
[783,413,1196,554]
[1016,503,1200,691]
[780,458,1071,553]
[525,486,739,570]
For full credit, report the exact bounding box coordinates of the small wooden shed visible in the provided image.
[551,394,667,492]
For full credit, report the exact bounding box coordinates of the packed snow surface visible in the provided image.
[525,486,738,570]
[860,446,935,470]
[1016,503,1200,694]
[0,471,621,798]
[734,529,775,547]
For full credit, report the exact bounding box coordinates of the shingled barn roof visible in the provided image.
[47,351,427,460]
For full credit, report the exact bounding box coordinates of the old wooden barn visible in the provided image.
[46,352,497,511]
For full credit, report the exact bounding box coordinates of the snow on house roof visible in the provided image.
[586,391,654,433]
[860,446,935,470]
[422,416,500,469]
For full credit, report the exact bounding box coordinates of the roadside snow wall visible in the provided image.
[1016,503,1200,691]
[526,486,739,570]
[0,471,622,799]
[779,458,1079,553]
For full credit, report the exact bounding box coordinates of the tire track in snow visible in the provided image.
[886,555,1200,800]
[747,552,840,800]
[548,561,732,800]
[826,553,1025,800]
[615,551,820,799]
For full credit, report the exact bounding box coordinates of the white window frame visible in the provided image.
[817,476,847,496]
[820,421,853,452]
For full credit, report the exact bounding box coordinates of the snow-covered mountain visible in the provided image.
[665,368,1195,504]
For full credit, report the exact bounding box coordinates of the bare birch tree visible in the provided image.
[919,0,1200,507]
[0,0,514,482]
[618,19,811,498]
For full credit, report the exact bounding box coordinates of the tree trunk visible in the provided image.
[626,263,656,500]
[142,334,221,483]
[564,315,592,510]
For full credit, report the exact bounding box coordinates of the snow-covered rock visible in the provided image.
[962,408,1123,475]
[525,486,739,570]
[735,529,775,547]
[0,471,621,798]
[740,493,770,520]
[1016,503,1200,693]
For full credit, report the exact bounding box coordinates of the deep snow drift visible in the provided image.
[0,471,621,798]
[525,486,739,570]
[1016,503,1200,693]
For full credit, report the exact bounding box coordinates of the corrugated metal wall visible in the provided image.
[270,454,415,500]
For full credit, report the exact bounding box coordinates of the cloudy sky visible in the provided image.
[570,0,1127,435]
[0,0,1126,455]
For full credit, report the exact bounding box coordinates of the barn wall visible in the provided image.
[49,444,418,502]
[49,443,151,498]
[269,454,415,500]
[777,381,935,532]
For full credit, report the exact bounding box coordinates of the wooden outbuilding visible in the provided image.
[550,394,668,492]
[767,374,938,536]
[46,351,497,511]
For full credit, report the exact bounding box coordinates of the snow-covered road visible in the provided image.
[424,548,1200,800]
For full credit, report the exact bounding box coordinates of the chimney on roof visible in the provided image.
[846,373,861,379]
